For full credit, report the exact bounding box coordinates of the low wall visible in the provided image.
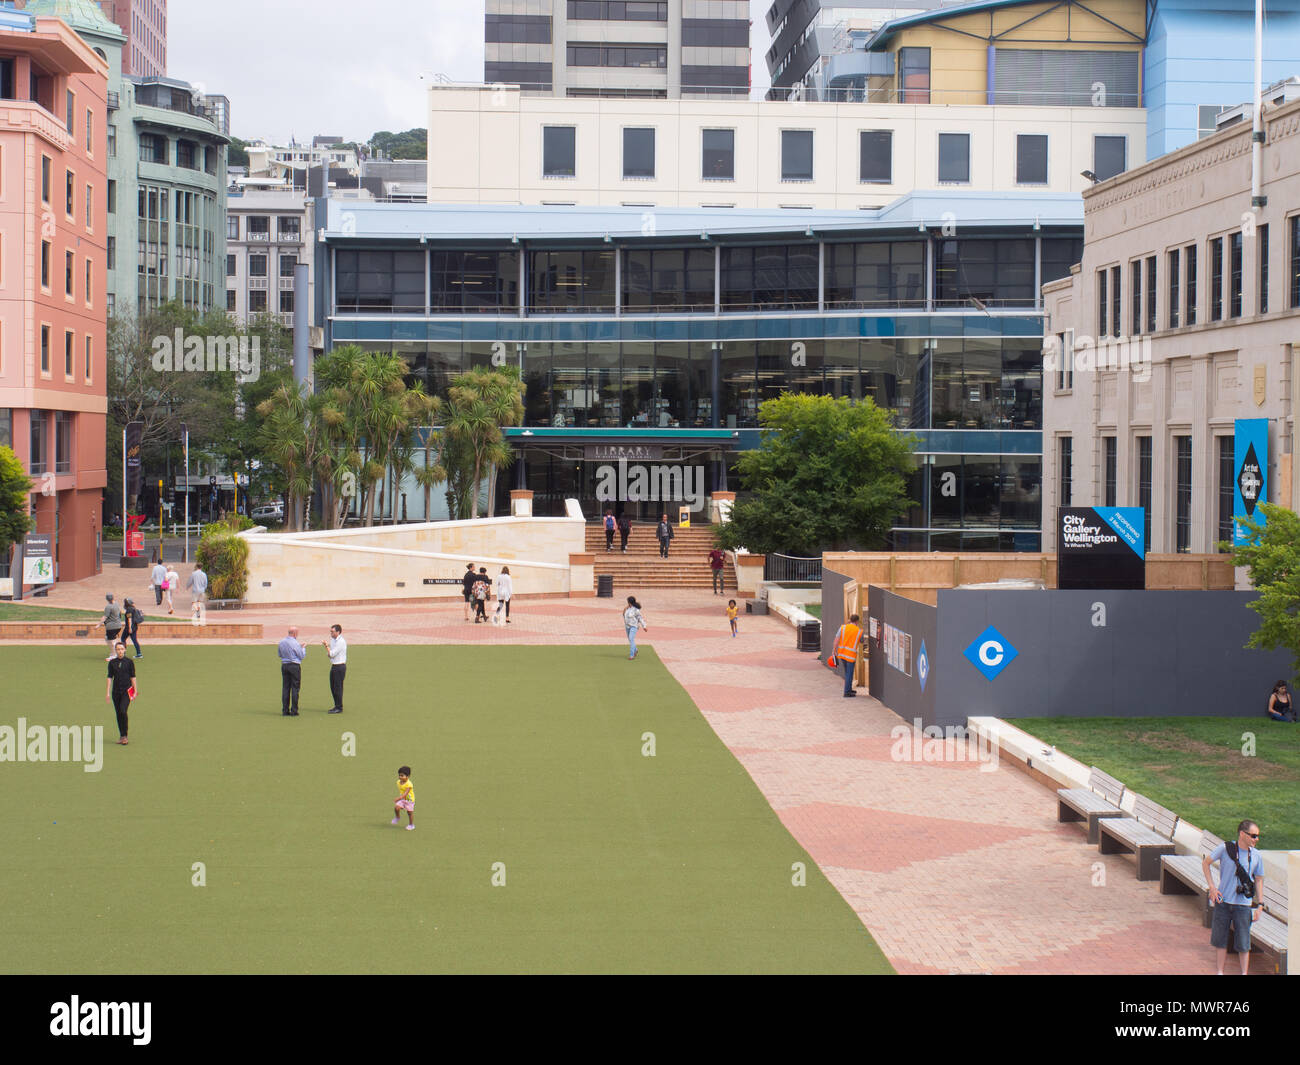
[241,516,586,605]
[825,552,1235,609]
[0,621,263,640]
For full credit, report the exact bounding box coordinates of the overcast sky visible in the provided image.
[170,0,774,145]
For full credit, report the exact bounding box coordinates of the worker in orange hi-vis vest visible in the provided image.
[828,613,864,698]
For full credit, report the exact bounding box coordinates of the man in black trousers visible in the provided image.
[323,624,347,714]
[277,626,306,716]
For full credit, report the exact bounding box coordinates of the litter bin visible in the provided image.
[596,574,614,598]
[795,620,821,653]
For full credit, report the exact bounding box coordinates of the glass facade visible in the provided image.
[326,224,1064,544]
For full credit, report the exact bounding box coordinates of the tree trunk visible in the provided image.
[486,462,497,519]
[470,454,482,519]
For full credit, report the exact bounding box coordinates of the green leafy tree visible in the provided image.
[713,394,915,556]
[443,366,524,519]
[0,445,34,559]
[227,136,250,170]
[1227,502,1300,679]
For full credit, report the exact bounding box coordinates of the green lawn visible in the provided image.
[0,603,179,622]
[0,644,890,974]
[1016,716,1300,849]
[803,603,821,619]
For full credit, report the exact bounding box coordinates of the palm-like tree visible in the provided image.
[445,366,525,519]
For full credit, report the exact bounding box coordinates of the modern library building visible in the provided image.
[316,192,1081,547]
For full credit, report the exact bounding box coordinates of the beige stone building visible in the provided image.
[1041,96,1300,555]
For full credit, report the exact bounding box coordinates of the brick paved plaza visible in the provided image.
[13,563,1254,975]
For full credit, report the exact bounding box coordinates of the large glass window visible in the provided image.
[622,248,713,310]
[1175,435,1192,552]
[898,47,930,103]
[568,1,667,20]
[1209,236,1224,321]
[1145,254,1157,332]
[530,249,615,312]
[1137,435,1152,549]
[566,43,666,67]
[0,409,10,450]
[720,342,758,428]
[1041,238,1082,284]
[1218,435,1235,548]
[1131,259,1142,335]
[1259,223,1269,314]
[1110,265,1121,337]
[248,253,267,278]
[1185,243,1198,324]
[702,128,733,180]
[622,127,655,179]
[55,411,72,474]
[721,245,817,309]
[1016,134,1048,185]
[1093,135,1126,181]
[1229,231,1243,318]
[1168,248,1180,328]
[935,239,1034,306]
[1058,436,1072,507]
[1098,268,1108,337]
[335,249,426,313]
[543,126,576,178]
[859,130,892,184]
[938,133,970,183]
[279,253,296,278]
[29,411,46,475]
[1104,436,1117,507]
[824,241,924,308]
[1290,216,1300,309]
[431,249,520,312]
[780,130,813,181]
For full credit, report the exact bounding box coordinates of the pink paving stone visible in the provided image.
[700,649,830,672]
[778,802,1031,872]
[991,922,1233,976]
[687,682,814,714]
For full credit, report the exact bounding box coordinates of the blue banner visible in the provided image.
[1094,507,1145,559]
[1233,418,1268,545]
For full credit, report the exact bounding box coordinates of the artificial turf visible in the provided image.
[0,644,892,974]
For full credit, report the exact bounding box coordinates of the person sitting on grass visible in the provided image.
[1266,680,1296,722]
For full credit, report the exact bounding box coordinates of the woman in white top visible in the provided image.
[495,566,514,623]
[623,596,647,660]
[164,565,180,615]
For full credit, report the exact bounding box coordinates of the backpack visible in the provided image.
[605,515,616,530]
[132,607,145,627]
[475,582,487,600]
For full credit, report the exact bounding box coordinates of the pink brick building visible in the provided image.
[0,8,108,582]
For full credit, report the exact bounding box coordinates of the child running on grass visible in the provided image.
[391,766,415,830]
[726,599,739,638]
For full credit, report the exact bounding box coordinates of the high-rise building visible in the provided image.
[94,0,163,77]
[765,2,955,101]
[0,5,110,582]
[484,0,750,99]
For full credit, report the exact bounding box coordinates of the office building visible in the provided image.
[1041,94,1300,554]
[94,0,162,77]
[484,0,750,99]
[427,83,1146,207]
[225,187,314,328]
[0,5,109,581]
[312,194,1080,543]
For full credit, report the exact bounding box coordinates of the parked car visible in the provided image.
[250,503,284,522]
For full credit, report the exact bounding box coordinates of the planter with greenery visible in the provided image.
[196,517,251,602]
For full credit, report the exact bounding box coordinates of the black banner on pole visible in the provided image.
[124,421,143,506]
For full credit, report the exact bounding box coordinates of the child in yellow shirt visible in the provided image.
[726,599,739,637]
[391,766,415,830]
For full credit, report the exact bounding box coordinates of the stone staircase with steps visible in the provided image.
[584,522,736,591]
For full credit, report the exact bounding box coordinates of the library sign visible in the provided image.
[1057,507,1145,590]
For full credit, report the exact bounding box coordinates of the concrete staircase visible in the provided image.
[585,522,736,591]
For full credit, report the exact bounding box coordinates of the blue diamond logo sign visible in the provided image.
[964,626,1018,681]
[917,639,930,692]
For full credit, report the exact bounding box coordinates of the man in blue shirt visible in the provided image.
[1202,819,1265,975]
[277,627,306,716]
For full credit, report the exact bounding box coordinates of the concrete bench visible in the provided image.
[1247,882,1289,974]
[1159,830,1224,925]
[208,599,243,610]
[1057,766,1126,844]
[1097,794,1179,881]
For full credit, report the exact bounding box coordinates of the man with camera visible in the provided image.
[1202,819,1265,975]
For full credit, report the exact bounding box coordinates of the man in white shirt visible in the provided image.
[322,624,347,714]
[150,560,168,605]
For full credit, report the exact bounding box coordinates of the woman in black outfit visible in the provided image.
[1267,680,1296,722]
[122,598,143,658]
[105,642,138,745]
